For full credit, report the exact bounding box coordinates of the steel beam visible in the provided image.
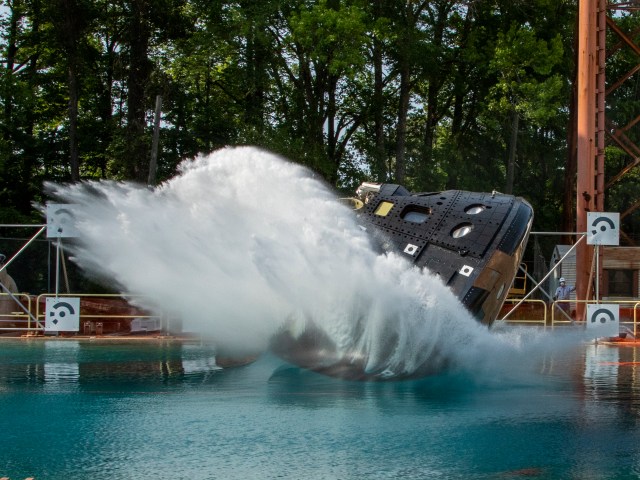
[576,0,602,313]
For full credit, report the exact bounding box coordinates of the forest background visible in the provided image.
[0,0,639,292]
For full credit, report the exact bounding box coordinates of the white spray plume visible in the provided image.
[44,146,569,379]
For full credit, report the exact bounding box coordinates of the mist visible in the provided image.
[44,146,578,380]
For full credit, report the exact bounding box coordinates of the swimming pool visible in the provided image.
[0,338,639,479]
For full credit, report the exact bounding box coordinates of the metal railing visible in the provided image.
[0,293,37,331]
[35,293,162,335]
[550,299,576,328]
[4,291,640,339]
[0,292,161,335]
[500,297,640,337]
[499,298,547,327]
[550,299,640,336]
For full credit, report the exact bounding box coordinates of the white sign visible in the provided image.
[46,203,80,238]
[587,212,619,245]
[586,304,619,338]
[45,297,80,332]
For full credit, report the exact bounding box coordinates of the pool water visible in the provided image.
[1,339,640,479]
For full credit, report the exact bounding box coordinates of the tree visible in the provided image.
[48,0,95,181]
[487,23,564,194]
[270,0,369,183]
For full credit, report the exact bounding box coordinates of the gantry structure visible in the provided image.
[576,0,640,306]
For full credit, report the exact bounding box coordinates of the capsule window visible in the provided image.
[465,204,486,215]
[401,206,432,224]
[451,223,473,239]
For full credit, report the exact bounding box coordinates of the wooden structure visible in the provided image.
[600,247,640,299]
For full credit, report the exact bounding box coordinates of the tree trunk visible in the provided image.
[327,73,338,184]
[126,0,151,182]
[505,108,519,194]
[59,0,83,181]
[372,0,386,183]
[148,95,162,186]
[563,13,579,244]
[3,0,19,142]
[244,18,267,131]
[421,79,440,190]
[395,62,410,184]
[419,1,450,191]
[67,61,80,181]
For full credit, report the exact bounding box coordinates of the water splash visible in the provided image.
[45,146,568,379]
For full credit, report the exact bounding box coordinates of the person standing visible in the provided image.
[553,277,575,318]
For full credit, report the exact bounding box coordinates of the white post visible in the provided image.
[595,244,600,304]
[55,237,61,298]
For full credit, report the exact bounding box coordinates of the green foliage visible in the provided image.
[0,0,638,271]
[488,24,565,124]
[288,0,368,76]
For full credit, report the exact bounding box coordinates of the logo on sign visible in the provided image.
[587,212,619,245]
[586,304,619,338]
[46,204,80,238]
[590,216,615,235]
[45,297,80,332]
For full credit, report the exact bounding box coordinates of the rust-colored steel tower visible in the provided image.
[576,0,640,313]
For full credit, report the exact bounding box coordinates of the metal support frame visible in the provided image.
[576,0,606,318]
[501,234,587,321]
[575,0,640,315]
[0,225,47,329]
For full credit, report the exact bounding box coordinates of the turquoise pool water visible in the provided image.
[1,338,639,480]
